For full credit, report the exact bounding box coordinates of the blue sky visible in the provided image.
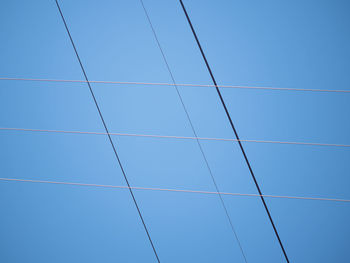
[1,0,349,262]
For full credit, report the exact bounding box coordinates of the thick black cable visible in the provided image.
[54,1,160,262]
[139,1,248,262]
[178,1,290,262]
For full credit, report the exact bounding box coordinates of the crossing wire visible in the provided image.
[1,77,350,93]
[179,0,290,262]
[54,1,160,261]
[1,127,350,148]
[1,177,350,203]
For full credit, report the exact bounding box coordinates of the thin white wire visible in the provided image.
[0,77,349,93]
[0,127,349,148]
[0,177,349,203]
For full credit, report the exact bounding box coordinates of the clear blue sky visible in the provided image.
[1,0,350,262]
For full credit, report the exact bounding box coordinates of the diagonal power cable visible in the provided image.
[139,1,248,262]
[54,1,160,261]
[178,0,290,262]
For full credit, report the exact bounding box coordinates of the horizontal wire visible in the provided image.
[0,177,349,203]
[0,127,349,148]
[0,77,349,93]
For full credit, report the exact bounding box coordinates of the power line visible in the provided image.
[54,1,160,261]
[138,1,247,261]
[1,77,350,93]
[178,1,290,262]
[1,177,349,203]
[1,127,350,148]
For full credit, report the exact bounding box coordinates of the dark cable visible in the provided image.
[178,1,290,262]
[139,1,248,262]
[54,1,160,262]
